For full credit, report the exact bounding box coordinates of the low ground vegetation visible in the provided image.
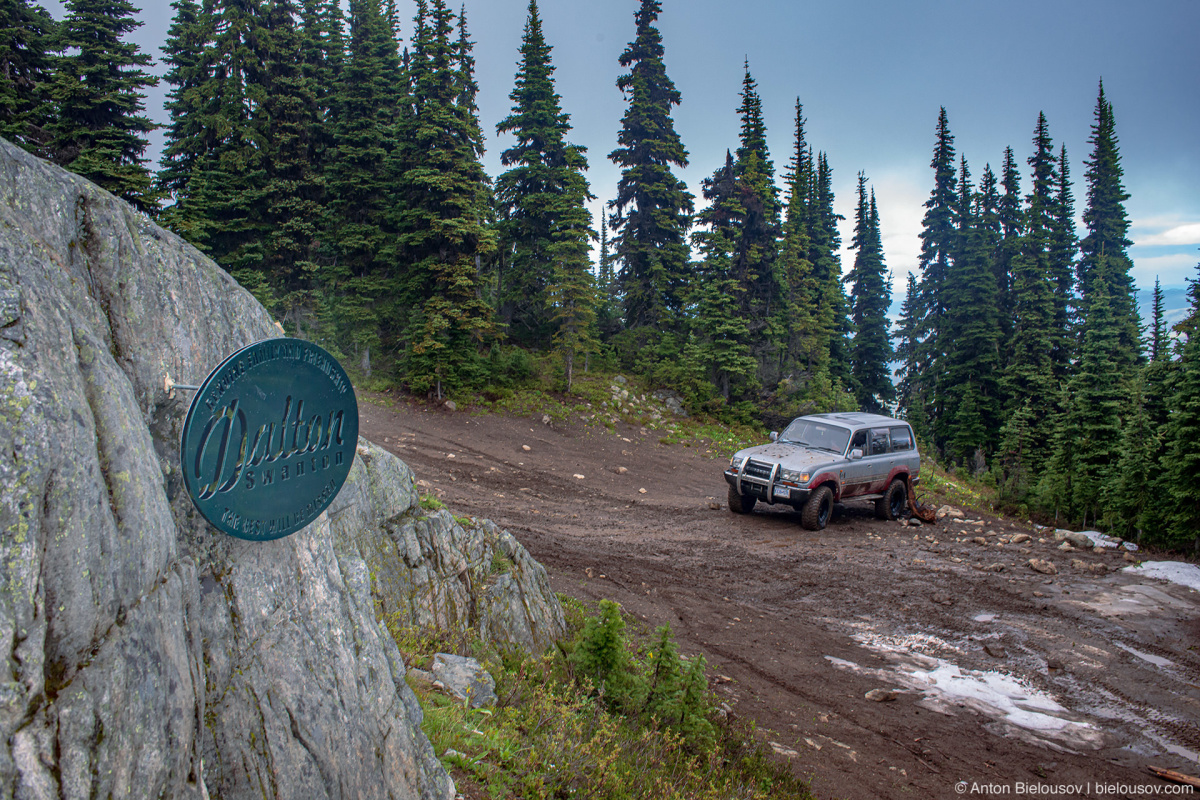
[388,598,813,800]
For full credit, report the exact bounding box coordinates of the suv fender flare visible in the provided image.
[884,466,910,488]
[808,471,841,501]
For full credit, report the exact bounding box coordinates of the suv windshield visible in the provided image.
[778,420,851,454]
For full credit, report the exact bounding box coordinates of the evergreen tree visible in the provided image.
[608,0,693,331]
[893,272,928,438]
[494,0,595,349]
[1056,262,1124,526]
[811,152,852,389]
[1159,289,1200,553]
[322,0,404,369]
[1150,276,1167,362]
[394,0,495,395]
[1105,375,1158,541]
[915,107,958,430]
[846,174,894,412]
[777,99,822,382]
[595,207,623,338]
[731,63,782,377]
[943,158,1002,459]
[1079,80,1141,370]
[255,0,326,324]
[1002,113,1060,455]
[994,145,1023,351]
[0,0,56,154]
[1048,142,1077,375]
[690,151,757,401]
[47,0,159,211]
[156,0,212,233]
[184,0,268,272]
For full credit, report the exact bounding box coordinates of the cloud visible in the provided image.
[1130,219,1200,247]
[1130,252,1199,288]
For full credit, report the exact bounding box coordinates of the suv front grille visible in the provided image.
[743,460,774,481]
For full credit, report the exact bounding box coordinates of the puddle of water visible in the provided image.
[1113,641,1174,668]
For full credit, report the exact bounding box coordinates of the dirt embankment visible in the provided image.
[360,394,1200,800]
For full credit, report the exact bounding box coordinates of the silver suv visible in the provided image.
[723,412,920,530]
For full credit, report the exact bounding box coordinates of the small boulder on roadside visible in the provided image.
[1029,558,1058,575]
[984,643,1007,658]
[865,688,899,702]
[1053,530,1094,549]
[1011,533,1032,544]
[431,654,496,708]
[936,505,965,520]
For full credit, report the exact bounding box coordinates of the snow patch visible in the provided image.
[973,613,996,623]
[826,631,1100,749]
[1122,561,1200,593]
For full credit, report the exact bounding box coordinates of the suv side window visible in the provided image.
[849,429,867,455]
[890,426,913,451]
[869,428,890,455]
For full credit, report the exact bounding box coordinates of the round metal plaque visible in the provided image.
[180,339,359,541]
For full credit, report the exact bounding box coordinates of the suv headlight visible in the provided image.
[729,456,741,470]
[780,469,810,484]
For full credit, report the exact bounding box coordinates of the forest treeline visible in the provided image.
[2,0,1198,549]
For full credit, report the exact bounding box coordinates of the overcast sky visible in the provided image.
[44,0,1200,296]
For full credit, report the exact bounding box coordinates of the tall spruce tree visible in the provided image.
[255,0,326,323]
[1079,80,1141,370]
[1048,143,1077,375]
[1002,113,1060,458]
[322,0,404,369]
[1049,261,1124,526]
[495,0,595,349]
[0,0,56,154]
[608,0,693,331]
[691,151,757,401]
[777,99,822,383]
[731,63,782,377]
[156,0,212,233]
[47,0,159,211]
[943,158,1002,460]
[596,207,622,338]
[846,175,894,412]
[1158,268,1200,552]
[1150,276,1167,362]
[994,145,1023,352]
[185,0,268,273]
[811,152,852,389]
[394,0,495,395]
[893,272,928,438]
[915,107,958,432]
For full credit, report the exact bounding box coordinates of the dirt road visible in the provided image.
[360,394,1200,799]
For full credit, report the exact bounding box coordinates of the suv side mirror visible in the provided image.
[769,431,779,442]
[850,448,863,460]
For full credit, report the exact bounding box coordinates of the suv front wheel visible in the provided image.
[801,485,833,530]
[728,485,756,514]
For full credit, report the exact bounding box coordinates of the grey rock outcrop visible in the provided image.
[0,139,562,798]
[430,654,496,708]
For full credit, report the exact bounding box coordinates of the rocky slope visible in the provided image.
[0,138,563,799]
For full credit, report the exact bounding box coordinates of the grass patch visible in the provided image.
[390,600,812,800]
[419,494,446,512]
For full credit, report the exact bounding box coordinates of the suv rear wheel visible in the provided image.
[728,485,756,514]
[801,485,833,530]
[875,478,908,520]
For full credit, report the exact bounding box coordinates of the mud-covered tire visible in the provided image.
[728,484,756,514]
[875,478,908,520]
[801,485,833,530]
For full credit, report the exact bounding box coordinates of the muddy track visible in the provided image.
[360,395,1200,799]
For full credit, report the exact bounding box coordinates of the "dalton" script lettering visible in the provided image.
[193,395,347,500]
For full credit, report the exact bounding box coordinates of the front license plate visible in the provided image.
[774,486,790,498]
